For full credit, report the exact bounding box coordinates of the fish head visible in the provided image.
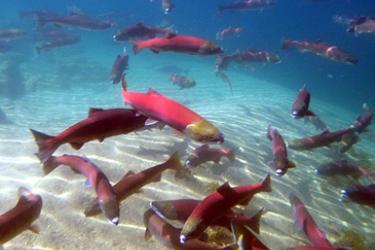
[198,42,223,55]
[150,200,179,220]
[185,155,200,168]
[266,53,281,63]
[185,119,224,143]
[326,47,358,64]
[99,198,120,225]
[273,159,288,176]
[113,31,127,42]
[180,217,205,244]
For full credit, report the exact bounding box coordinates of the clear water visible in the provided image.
[0,1,374,249]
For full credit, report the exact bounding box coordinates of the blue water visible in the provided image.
[0,1,375,249]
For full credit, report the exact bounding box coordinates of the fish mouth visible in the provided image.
[275,169,285,176]
[113,35,119,42]
[340,189,348,198]
[291,111,299,119]
[110,216,119,225]
[180,234,188,244]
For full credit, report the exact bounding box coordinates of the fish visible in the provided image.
[30,108,149,163]
[291,85,316,119]
[185,144,235,168]
[121,78,224,143]
[180,175,271,243]
[352,103,372,134]
[111,48,129,84]
[84,152,185,217]
[288,128,358,151]
[0,29,26,40]
[169,74,196,89]
[341,184,375,208]
[162,0,175,14]
[347,17,375,35]
[43,154,119,225]
[151,198,263,234]
[281,39,358,65]
[315,160,375,180]
[144,209,236,250]
[113,23,170,42]
[37,13,112,30]
[289,194,334,249]
[218,0,275,13]
[216,27,242,40]
[36,34,80,54]
[0,187,42,245]
[267,125,296,176]
[216,49,280,69]
[133,33,223,55]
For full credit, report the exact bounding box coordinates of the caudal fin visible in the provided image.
[261,174,272,193]
[247,208,264,234]
[43,156,60,175]
[281,39,291,49]
[164,152,191,179]
[30,129,56,163]
[132,42,142,54]
[227,149,236,161]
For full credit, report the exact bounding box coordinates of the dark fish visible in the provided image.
[162,0,175,14]
[111,48,129,84]
[30,108,148,163]
[267,125,296,176]
[315,160,375,180]
[231,221,270,250]
[37,13,112,30]
[341,184,375,208]
[185,144,235,167]
[43,154,119,225]
[353,103,372,134]
[113,23,170,42]
[288,128,358,151]
[169,74,196,89]
[281,39,358,65]
[291,85,315,119]
[218,0,275,13]
[0,188,42,245]
[0,29,26,40]
[36,34,80,54]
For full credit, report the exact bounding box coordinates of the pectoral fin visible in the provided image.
[28,224,40,234]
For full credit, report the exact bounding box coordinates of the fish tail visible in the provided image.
[43,156,60,175]
[30,129,56,163]
[267,124,273,140]
[36,14,46,30]
[165,152,191,179]
[84,198,101,217]
[121,75,127,92]
[227,149,236,161]
[132,42,142,54]
[281,39,291,49]
[261,174,272,192]
[247,208,264,234]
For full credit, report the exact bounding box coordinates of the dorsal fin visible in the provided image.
[147,88,161,95]
[88,108,104,117]
[124,170,136,177]
[166,33,177,39]
[216,182,233,196]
